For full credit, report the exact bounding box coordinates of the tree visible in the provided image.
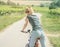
[49,1,57,14]
[55,0,60,7]
[49,0,60,15]
[49,1,57,9]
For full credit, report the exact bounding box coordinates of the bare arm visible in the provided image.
[21,17,29,32]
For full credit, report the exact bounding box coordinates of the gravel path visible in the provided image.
[0,17,53,47]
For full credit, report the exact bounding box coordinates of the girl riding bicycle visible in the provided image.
[21,6,46,47]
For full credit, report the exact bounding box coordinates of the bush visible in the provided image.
[49,2,57,9]
[49,2,58,15]
[55,0,60,7]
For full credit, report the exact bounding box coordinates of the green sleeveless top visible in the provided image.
[27,13,42,30]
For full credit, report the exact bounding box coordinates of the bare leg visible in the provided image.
[35,38,40,47]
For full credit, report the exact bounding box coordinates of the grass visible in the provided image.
[49,37,60,47]
[33,6,49,13]
[0,13,25,31]
[0,5,25,31]
[0,5,23,12]
[41,13,60,34]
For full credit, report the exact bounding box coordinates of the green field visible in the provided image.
[49,37,60,47]
[0,5,23,11]
[41,13,60,34]
[0,13,25,31]
[0,5,25,31]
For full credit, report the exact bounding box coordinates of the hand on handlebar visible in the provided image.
[21,30,30,33]
[21,30,27,33]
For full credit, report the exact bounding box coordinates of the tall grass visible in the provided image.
[0,13,25,31]
[49,37,60,47]
[0,5,25,31]
[41,13,60,34]
[0,5,24,15]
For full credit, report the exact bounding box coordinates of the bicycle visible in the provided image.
[21,29,40,47]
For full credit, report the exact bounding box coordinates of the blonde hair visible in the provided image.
[25,6,34,13]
